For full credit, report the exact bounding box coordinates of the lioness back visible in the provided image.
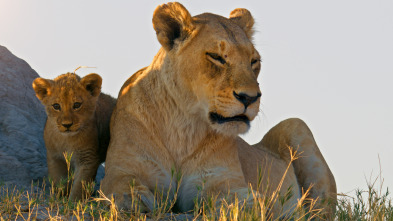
[33,72,116,200]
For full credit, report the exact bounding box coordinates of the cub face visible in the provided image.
[153,5,262,136]
[33,73,102,134]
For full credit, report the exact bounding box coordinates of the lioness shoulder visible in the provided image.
[32,72,116,200]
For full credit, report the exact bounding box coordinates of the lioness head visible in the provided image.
[32,73,102,133]
[153,3,261,135]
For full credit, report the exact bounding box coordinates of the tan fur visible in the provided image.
[101,2,336,218]
[33,73,116,200]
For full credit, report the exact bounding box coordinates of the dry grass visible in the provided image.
[2,150,389,220]
[335,176,393,220]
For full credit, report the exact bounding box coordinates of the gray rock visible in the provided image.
[95,164,105,190]
[0,151,30,186]
[0,45,47,187]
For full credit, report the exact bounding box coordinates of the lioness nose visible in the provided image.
[62,123,73,129]
[233,91,261,108]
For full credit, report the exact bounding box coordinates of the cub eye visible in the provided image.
[73,102,82,110]
[52,103,61,111]
[206,52,226,65]
[251,59,260,66]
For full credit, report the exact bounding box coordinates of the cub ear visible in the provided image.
[229,8,255,39]
[32,78,53,101]
[152,2,194,51]
[80,73,102,97]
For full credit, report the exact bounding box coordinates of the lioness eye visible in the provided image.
[206,52,226,65]
[251,59,260,66]
[73,102,82,110]
[52,103,61,111]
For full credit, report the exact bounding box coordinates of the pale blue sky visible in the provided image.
[1,0,392,195]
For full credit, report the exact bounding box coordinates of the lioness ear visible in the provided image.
[152,2,194,51]
[229,8,255,39]
[32,78,53,101]
[80,73,102,97]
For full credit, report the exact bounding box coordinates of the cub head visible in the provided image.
[32,73,102,134]
[153,3,261,136]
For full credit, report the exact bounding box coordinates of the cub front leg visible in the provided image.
[46,151,68,187]
[69,153,100,201]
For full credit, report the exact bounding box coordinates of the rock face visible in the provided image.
[0,45,48,186]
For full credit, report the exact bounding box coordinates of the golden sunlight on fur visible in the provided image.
[33,73,116,200]
[101,2,336,219]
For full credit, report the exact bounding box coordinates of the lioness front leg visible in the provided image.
[178,165,254,213]
[206,176,253,207]
[100,172,158,212]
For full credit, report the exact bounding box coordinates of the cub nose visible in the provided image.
[62,123,73,129]
[233,91,261,108]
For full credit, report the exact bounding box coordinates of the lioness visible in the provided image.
[33,73,116,200]
[101,2,336,218]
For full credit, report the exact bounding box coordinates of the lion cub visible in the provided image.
[32,72,116,200]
